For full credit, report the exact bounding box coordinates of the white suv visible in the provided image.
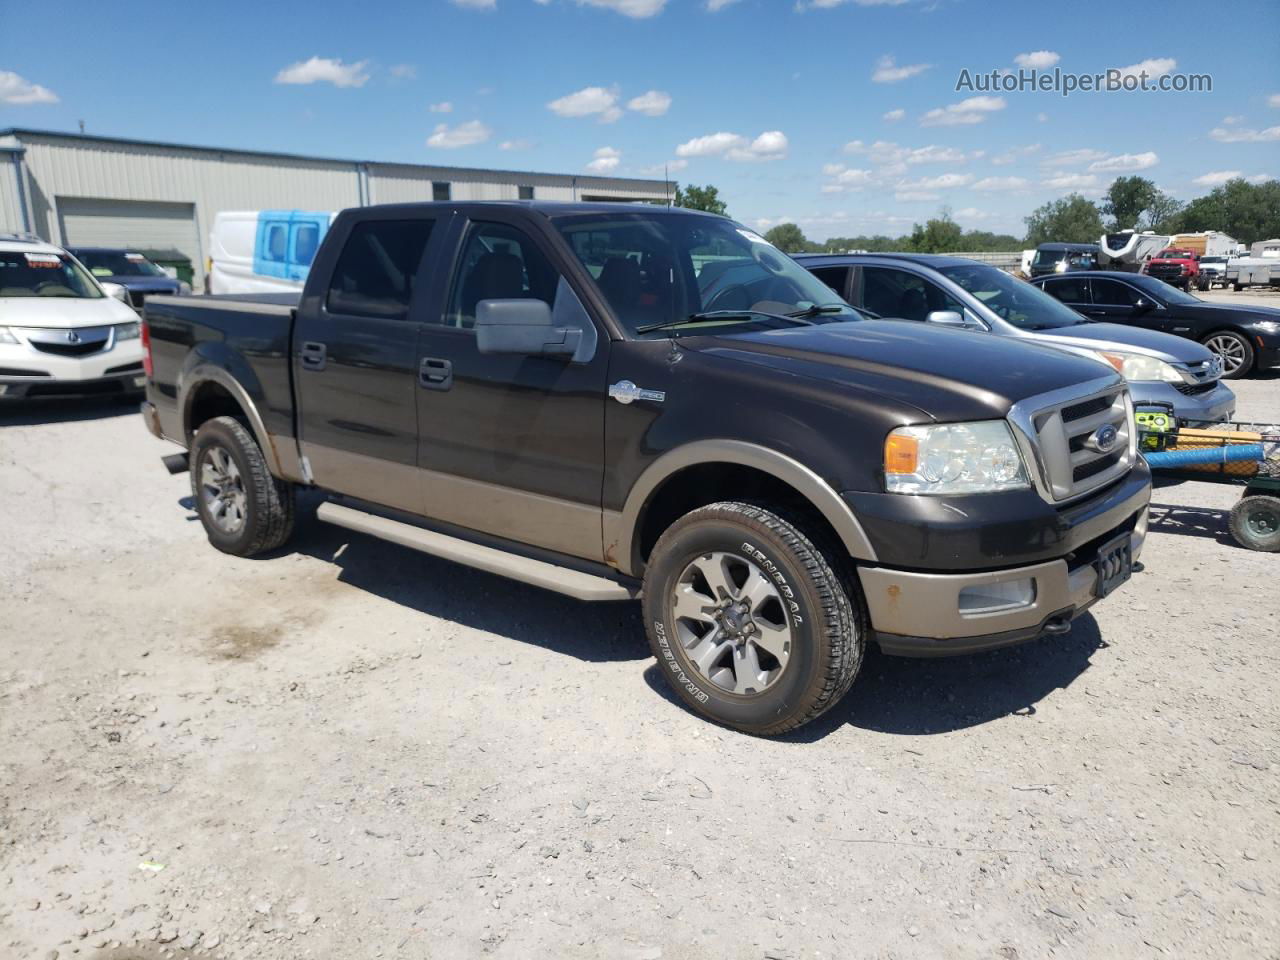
[0,234,146,400]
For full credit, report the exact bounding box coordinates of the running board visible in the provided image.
[316,501,640,603]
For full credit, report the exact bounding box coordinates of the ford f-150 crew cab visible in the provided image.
[141,202,1152,735]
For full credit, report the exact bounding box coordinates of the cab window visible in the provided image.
[325,219,433,320]
[443,222,559,329]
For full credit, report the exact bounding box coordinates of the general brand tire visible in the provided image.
[642,501,864,735]
[1202,329,1255,379]
[189,415,295,557]
[1229,495,1280,552]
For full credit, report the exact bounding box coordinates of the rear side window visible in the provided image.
[809,266,849,299]
[326,219,433,320]
[1044,277,1089,303]
[294,223,320,267]
[1091,278,1141,306]
[860,267,964,322]
[264,223,288,262]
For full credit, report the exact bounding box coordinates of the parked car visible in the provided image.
[140,202,1152,735]
[1143,248,1205,291]
[207,210,334,294]
[0,234,146,400]
[1032,270,1280,379]
[1196,255,1230,289]
[1029,242,1100,279]
[68,247,187,310]
[797,253,1235,423]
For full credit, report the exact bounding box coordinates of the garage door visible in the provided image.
[57,197,202,289]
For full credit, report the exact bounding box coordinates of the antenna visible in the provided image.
[666,164,671,208]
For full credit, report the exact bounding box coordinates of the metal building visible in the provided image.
[0,128,674,291]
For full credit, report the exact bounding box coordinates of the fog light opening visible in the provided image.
[959,578,1036,616]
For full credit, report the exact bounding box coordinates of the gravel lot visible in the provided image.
[1,327,1277,959]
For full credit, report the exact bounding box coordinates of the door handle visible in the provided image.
[419,357,453,391]
[300,341,327,371]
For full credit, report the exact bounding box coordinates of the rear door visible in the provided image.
[1039,275,1093,315]
[293,211,442,512]
[413,212,610,560]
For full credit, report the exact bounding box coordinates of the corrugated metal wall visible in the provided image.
[7,131,674,289]
[0,150,25,233]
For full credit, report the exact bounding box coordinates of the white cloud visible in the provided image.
[803,0,911,7]
[706,0,742,8]
[274,56,370,88]
[895,191,939,202]
[451,0,495,7]
[882,108,905,122]
[586,146,622,173]
[972,176,1030,191]
[1269,93,1280,108]
[1110,57,1177,83]
[575,0,668,17]
[0,71,58,105]
[920,95,1005,127]
[1246,173,1275,184]
[843,140,964,167]
[1042,171,1100,190]
[429,101,453,113]
[991,143,1041,165]
[899,172,973,190]
[627,90,672,116]
[1036,112,1048,123]
[871,55,931,84]
[676,130,788,162]
[547,85,622,122]
[1192,170,1241,187]
[500,138,534,151]
[637,158,687,175]
[953,207,994,220]
[1013,50,1060,69]
[1088,151,1159,173]
[389,64,417,79]
[1041,148,1107,167]
[1221,115,1244,125]
[426,120,492,148]
[1210,125,1280,143]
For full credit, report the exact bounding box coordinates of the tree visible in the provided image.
[1172,178,1280,243]
[906,212,964,253]
[673,184,727,216]
[1023,194,1105,246]
[1102,175,1181,231]
[763,222,809,253]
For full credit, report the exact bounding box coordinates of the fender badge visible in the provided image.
[609,380,665,405]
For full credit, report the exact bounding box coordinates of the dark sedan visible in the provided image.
[1032,270,1280,379]
[68,247,185,310]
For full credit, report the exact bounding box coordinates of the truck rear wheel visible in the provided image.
[642,502,864,735]
[189,415,295,557]
[1202,330,1254,379]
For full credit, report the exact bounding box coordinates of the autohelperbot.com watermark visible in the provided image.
[956,67,1212,97]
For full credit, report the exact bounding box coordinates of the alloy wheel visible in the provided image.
[199,445,247,535]
[1205,334,1247,376]
[670,551,794,696]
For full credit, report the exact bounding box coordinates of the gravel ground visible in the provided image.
[1,349,1277,959]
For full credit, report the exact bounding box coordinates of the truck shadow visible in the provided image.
[644,615,1106,739]
[278,496,649,665]
[0,396,140,427]
[1147,502,1236,546]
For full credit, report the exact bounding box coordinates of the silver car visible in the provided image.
[797,253,1235,424]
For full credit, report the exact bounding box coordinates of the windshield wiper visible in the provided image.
[635,310,815,335]
[786,303,850,319]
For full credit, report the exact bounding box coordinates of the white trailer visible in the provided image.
[1098,230,1169,270]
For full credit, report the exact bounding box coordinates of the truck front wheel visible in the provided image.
[642,502,865,735]
[189,415,296,557]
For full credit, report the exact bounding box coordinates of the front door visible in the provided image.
[414,216,610,561]
[1089,277,1173,334]
[293,213,440,513]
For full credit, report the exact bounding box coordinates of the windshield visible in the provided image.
[938,263,1086,330]
[1033,249,1067,265]
[0,250,104,299]
[555,213,860,337]
[74,251,167,278]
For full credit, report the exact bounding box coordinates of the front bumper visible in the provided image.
[862,505,1148,656]
[0,336,145,399]
[1129,378,1235,424]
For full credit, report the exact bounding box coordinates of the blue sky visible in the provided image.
[3,0,1278,240]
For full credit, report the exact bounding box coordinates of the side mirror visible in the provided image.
[475,298,580,359]
[925,309,969,329]
[101,281,130,305]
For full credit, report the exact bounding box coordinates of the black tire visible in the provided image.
[189,415,295,557]
[1201,329,1255,379]
[1233,282,1244,292]
[1229,495,1280,552]
[642,501,864,735]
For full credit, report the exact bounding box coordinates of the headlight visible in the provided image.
[884,421,1029,495]
[1254,320,1280,335]
[0,326,18,345]
[1054,261,1068,273]
[114,321,140,340]
[1092,350,1184,383]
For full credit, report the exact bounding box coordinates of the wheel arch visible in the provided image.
[609,440,877,578]
[1200,326,1257,372]
[180,365,283,477]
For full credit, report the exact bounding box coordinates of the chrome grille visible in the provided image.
[20,325,114,358]
[1009,377,1135,504]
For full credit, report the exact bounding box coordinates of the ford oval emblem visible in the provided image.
[1086,424,1119,454]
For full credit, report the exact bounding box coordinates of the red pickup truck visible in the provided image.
[1143,248,1207,291]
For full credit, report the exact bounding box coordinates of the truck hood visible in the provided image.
[683,319,1121,421]
[1028,322,1214,364]
[0,295,139,329]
